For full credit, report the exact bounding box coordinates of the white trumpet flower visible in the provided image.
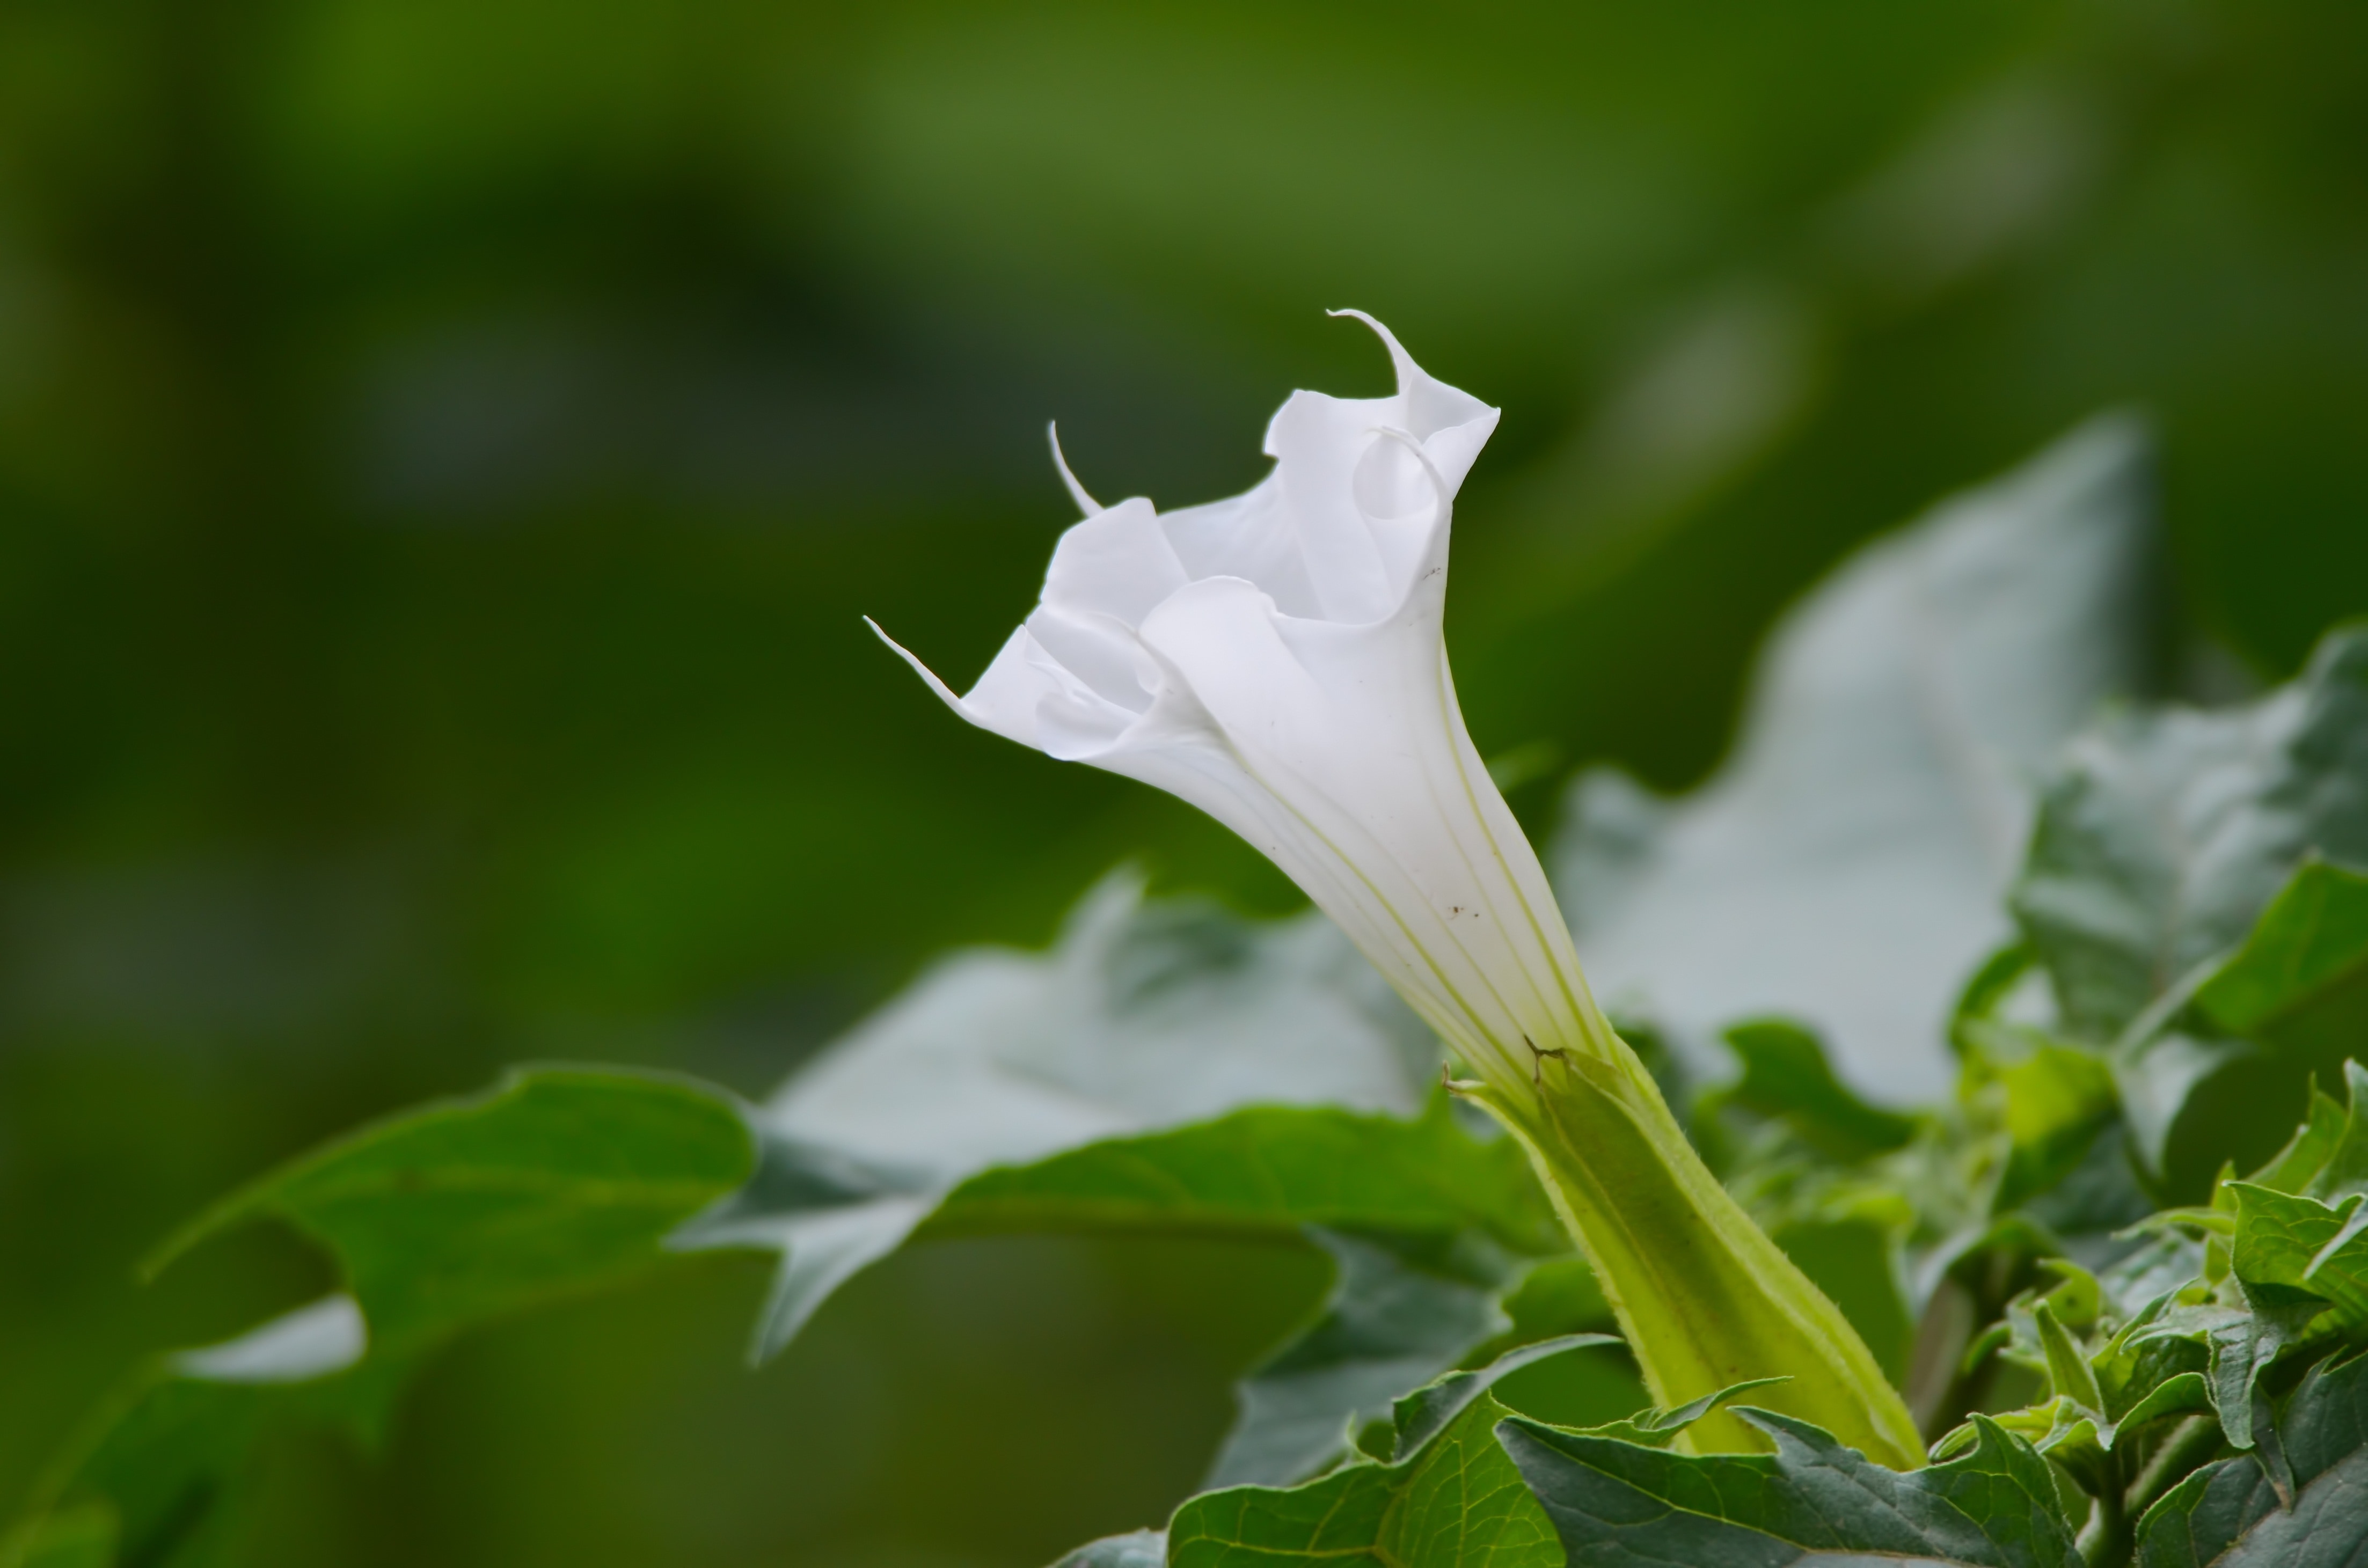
[873,312,1925,1468]
[872,312,1617,1096]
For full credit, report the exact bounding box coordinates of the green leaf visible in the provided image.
[2243,1081,2351,1195]
[2136,1346,2368,1568]
[1205,1228,1522,1489]
[151,1068,751,1354]
[1570,1378,1794,1448]
[1460,1257,1654,1430]
[2138,1280,2330,1453]
[1709,1017,1918,1161]
[2119,1371,2217,1432]
[2228,1182,2368,1328]
[2099,1230,2212,1320]
[2014,623,2368,1042]
[1501,1407,2081,1568]
[2034,1299,2105,1409]
[1387,1335,1627,1456]
[2117,1032,2274,1191]
[1167,1341,1597,1568]
[1556,419,2157,1107]
[2018,1120,2158,1241]
[2119,860,2368,1196]
[1938,1263,2217,1478]
[1967,1031,2123,1213]
[2194,858,2368,1041]
[2301,1061,2368,1204]
[9,1069,750,1566]
[1,1301,411,1568]
[671,873,1449,1358]
[1955,1375,2215,1493]
[1949,1267,2220,1489]
[925,1099,1559,1255]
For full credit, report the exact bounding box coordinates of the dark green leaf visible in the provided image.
[926,1100,1559,1256]
[2137,1346,2368,1568]
[9,1070,750,1566]
[2018,1120,2157,1239]
[2014,623,2368,1042]
[2034,1299,2104,1409]
[1206,1228,1521,1489]
[2117,1032,2275,1191]
[2139,1281,2330,1452]
[2,1302,410,1568]
[2194,858,2368,1041]
[1711,1018,1918,1161]
[2118,859,2368,1196]
[1968,1032,2122,1213]
[2099,1232,2210,1320]
[1502,1407,2080,1568]
[151,1068,751,1355]
[1461,1258,1655,1431]
[2243,1081,2351,1196]
[1568,1378,1793,1449]
[1170,1342,1596,1568]
[2301,1062,2368,1203]
[1945,1271,2217,1483]
[2228,1183,2367,1328]
[1387,1335,1626,1459]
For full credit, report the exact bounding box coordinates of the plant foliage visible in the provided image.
[12,428,2368,1568]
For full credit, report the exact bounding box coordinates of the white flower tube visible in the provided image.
[874,313,1924,1467]
[872,311,1616,1097]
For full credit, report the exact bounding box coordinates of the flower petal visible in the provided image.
[1156,475,1328,619]
[1047,422,1103,517]
[866,618,1129,758]
[1041,496,1189,628]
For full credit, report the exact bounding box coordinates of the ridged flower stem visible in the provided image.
[1465,1035,1926,1469]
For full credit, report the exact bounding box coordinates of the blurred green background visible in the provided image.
[4,1,2366,1562]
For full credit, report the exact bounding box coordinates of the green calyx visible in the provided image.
[1465,1038,1925,1469]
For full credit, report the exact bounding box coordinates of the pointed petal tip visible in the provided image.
[1326,307,1419,397]
[864,616,969,712]
[1046,422,1105,517]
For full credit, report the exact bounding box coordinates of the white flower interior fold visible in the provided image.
[873,312,1923,1467]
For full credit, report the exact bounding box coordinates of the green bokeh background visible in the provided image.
[3,2,2365,1562]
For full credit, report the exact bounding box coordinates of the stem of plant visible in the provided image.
[2123,1413,2225,1521]
[1465,1040,1926,1469]
[2078,1450,2133,1568]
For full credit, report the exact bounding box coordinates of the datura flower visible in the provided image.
[873,312,1923,1467]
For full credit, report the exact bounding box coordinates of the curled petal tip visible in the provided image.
[1325,308,1417,397]
[1046,422,1103,517]
[864,616,968,713]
